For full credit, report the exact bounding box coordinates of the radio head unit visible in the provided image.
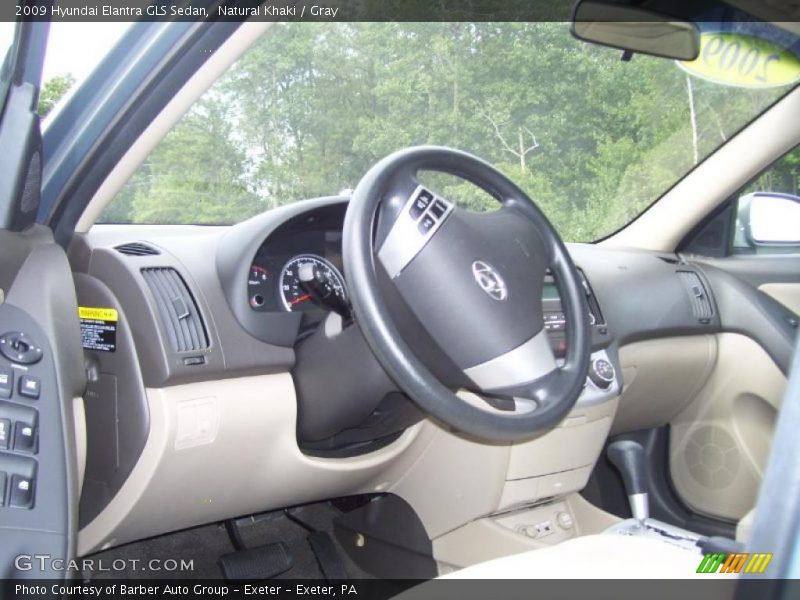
[542,270,608,357]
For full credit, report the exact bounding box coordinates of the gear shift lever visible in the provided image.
[607,440,649,526]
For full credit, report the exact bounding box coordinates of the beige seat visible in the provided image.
[442,534,718,579]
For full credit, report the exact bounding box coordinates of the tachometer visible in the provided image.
[248,264,270,309]
[279,254,346,312]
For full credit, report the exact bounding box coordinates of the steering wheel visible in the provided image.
[343,146,590,442]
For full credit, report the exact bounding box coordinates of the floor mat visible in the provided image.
[84,502,374,580]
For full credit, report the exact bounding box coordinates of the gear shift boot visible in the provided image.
[607,440,649,523]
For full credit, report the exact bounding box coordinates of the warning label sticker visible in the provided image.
[79,306,118,352]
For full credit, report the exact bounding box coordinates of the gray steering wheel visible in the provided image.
[343,146,590,442]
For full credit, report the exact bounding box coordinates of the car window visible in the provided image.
[98,22,798,242]
[733,147,800,254]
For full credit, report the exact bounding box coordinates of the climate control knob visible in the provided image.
[588,357,615,389]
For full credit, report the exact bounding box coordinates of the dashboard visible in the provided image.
[74,197,751,372]
[71,197,800,448]
[64,193,800,548]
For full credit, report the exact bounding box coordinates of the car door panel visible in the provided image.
[668,333,784,522]
[696,262,797,374]
[759,282,800,314]
[664,227,798,522]
[0,16,85,578]
[701,254,800,317]
[0,228,85,577]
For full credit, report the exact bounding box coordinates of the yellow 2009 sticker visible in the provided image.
[679,32,800,89]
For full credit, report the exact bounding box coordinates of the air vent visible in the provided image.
[572,269,604,325]
[115,242,160,256]
[140,268,209,352]
[677,271,713,322]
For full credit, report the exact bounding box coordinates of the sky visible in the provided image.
[42,22,132,84]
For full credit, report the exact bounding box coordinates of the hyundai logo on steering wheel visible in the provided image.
[472,260,508,301]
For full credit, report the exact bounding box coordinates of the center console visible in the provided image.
[495,270,621,514]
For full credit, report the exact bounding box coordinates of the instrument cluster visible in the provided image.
[246,204,347,317]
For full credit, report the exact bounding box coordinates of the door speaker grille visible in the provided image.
[684,425,740,489]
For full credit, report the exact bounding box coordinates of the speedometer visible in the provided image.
[279,254,347,312]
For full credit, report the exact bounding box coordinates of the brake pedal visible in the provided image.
[219,542,293,581]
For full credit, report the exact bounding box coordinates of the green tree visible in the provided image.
[114,96,262,224]
[101,22,791,238]
[38,73,75,116]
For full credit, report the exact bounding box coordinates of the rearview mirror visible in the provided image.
[571,0,700,61]
[741,192,800,246]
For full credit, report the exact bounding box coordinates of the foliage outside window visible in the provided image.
[742,147,800,198]
[100,23,795,242]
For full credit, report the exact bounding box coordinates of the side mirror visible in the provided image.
[740,192,800,246]
[571,0,700,61]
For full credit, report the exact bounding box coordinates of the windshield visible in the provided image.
[98,22,799,241]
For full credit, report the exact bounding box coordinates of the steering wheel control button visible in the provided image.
[409,189,434,219]
[18,376,41,400]
[0,367,12,398]
[429,199,448,219]
[9,474,34,509]
[378,185,454,278]
[0,418,10,449]
[13,424,37,454]
[0,332,43,365]
[418,213,437,234]
[589,358,615,389]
